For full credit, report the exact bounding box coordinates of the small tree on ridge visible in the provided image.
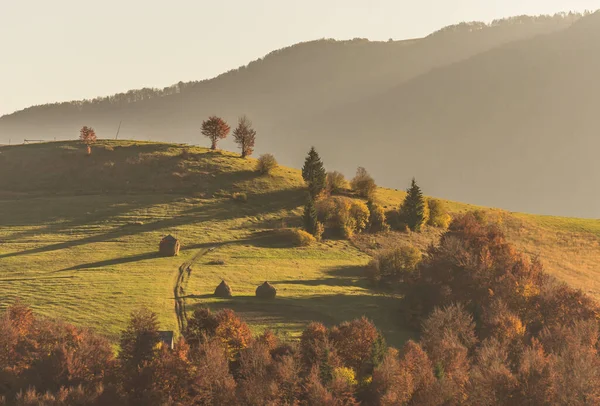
[232,115,256,158]
[399,178,427,232]
[79,126,97,156]
[201,116,230,150]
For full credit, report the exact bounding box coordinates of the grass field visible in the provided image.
[0,140,599,345]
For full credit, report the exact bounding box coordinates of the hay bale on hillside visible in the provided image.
[214,280,233,298]
[256,281,277,299]
[159,235,180,256]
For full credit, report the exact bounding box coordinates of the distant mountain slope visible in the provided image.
[1,13,596,216]
[280,11,600,217]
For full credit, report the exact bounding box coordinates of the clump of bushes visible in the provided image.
[232,192,247,203]
[207,259,225,265]
[256,153,277,175]
[317,196,371,239]
[278,228,316,247]
[327,171,349,194]
[367,200,390,233]
[350,167,377,199]
[367,245,422,286]
[426,199,451,229]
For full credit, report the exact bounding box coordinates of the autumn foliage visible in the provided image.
[3,212,600,404]
[201,115,231,150]
[79,126,97,155]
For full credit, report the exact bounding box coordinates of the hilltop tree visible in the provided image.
[232,115,256,158]
[351,167,377,199]
[302,147,326,198]
[201,116,231,150]
[399,178,427,232]
[79,126,97,156]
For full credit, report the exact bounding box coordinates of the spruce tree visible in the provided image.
[399,178,426,232]
[302,147,326,198]
[303,195,319,236]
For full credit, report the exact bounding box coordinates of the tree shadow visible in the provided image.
[0,187,305,260]
[186,293,415,347]
[269,265,370,288]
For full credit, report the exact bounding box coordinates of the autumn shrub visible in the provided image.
[367,200,390,233]
[278,228,316,247]
[232,192,247,203]
[327,171,349,194]
[367,245,421,286]
[256,153,277,175]
[330,317,381,376]
[215,309,253,360]
[427,198,451,228]
[316,196,371,239]
[350,167,377,199]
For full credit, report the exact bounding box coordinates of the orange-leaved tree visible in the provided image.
[201,116,230,150]
[79,126,97,155]
[232,115,257,158]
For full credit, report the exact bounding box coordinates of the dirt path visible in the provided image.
[174,247,215,334]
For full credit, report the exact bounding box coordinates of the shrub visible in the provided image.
[232,192,247,203]
[351,167,377,199]
[427,199,451,229]
[350,201,370,233]
[367,200,390,233]
[327,171,349,194]
[256,153,278,175]
[278,228,316,247]
[367,245,422,285]
[316,196,371,239]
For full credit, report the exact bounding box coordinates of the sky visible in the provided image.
[1,0,599,116]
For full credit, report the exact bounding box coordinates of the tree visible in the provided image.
[118,308,161,403]
[427,199,451,229]
[399,178,427,232]
[367,200,390,233]
[326,171,348,194]
[256,153,278,175]
[232,115,256,158]
[302,147,327,198]
[79,126,97,156]
[201,116,230,150]
[351,167,377,199]
[303,195,319,236]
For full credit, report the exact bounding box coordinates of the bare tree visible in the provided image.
[232,115,256,158]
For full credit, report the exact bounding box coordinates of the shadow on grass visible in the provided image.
[269,265,370,288]
[52,251,160,272]
[186,293,416,347]
[0,187,305,260]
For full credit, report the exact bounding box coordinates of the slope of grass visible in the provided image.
[0,141,409,345]
[1,140,598,346]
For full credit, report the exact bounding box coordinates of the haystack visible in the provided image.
[159,235,180,256]
[214,280,233,298]
[256,281,277,299]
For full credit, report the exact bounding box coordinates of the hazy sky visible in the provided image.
[1,0,599,116]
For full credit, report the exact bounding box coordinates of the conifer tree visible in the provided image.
[399,178,427,232]
[303,195,319,236]
[302,147,327,198]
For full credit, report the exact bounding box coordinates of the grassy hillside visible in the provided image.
[0,13,589,217]
[1,141,599,345]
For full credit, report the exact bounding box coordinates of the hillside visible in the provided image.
[1,13,594,216]
[1,141,600,345]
